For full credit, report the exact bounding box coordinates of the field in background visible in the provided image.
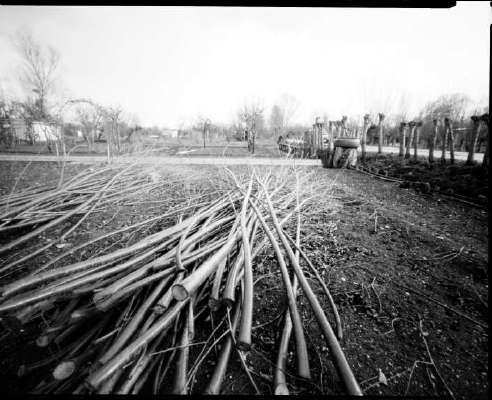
[0,139,484,163]
[0,138,283,158]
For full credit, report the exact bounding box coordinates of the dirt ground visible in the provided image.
[359,153,489,205]
[0,161,488,397]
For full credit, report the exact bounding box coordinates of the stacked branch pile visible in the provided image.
[0,164,362,395]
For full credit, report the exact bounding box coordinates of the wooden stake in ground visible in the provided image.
[413,121,422,161]
[444,118,455,164]
[377,113,385,154]
[405,121,416,159]
[467,115,482,165]
[361,114,370,162]
[429,119,439,163]
[399,122,407,158]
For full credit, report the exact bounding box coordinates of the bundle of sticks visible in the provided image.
[0,166,362,395]
[0,164,200,279]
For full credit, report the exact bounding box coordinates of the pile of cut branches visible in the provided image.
[0,166,362,395]
[0,163,199,279]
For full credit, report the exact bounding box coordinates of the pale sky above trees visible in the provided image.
[0,3,489,128]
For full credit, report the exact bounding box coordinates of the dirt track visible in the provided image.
[0,154,320,166]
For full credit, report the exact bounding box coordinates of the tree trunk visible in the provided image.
[405,123,415,159]
[361,115,370,161]
[445,119,455,164]
[466,117,480,165]
[107,126,111,163]
[429,120,438,163]
[116,124,121,154]
[399,123,406,157]
[440,122,447,165]
[413,123,421,161]
[377,113,385,154]
[481,114,489,168]
[459,131,466,151]
[483,133,489,168]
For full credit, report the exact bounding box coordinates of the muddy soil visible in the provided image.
[0,161,488,398]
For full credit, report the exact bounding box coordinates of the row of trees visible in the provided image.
[0,30,304,155]
[1,31,487,159]
[363,94,488,150]
[0,31,148,156]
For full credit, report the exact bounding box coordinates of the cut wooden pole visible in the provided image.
[86,299,189,390]
[237,178,254,351]
[203,300,241,394]
[257,183,362,396]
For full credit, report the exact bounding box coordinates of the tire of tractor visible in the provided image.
[334,138,360,149]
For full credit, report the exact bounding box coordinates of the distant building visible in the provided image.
[161,128,179,138]
[178,128,202,141]
[32,121,61,142]
[5,119,61,142]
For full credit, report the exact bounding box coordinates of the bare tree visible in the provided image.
[0,91,17,148]
[428,119,439,163]
[424,93,470,122]
[405,121,416,159]
[399,122,407,158]
[361,114,371,161]
[105,106,123,154]
[238,100,264,154]
[393,92,410,150]
[278,93,300,130]
[269,104,284,140]
[74,100,105,153]
[422,93,471,160]
[467,116,482,165]
[377,113,385,153]
[14,30,60,120]
[444,118,455,164]
[413,121,423,161]
[481,114,489,168]
[196,116,211,148]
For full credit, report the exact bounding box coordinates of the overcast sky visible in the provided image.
[0,3,489,128]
